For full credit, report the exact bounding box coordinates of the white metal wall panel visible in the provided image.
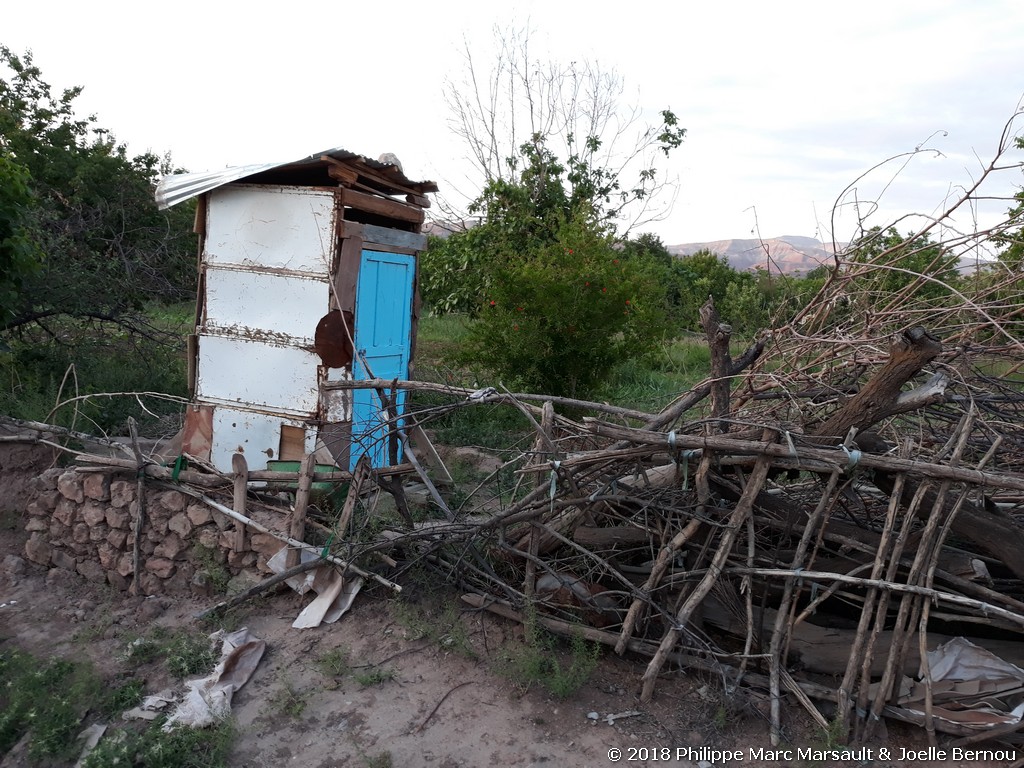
[209,406,316,473]
[195,334,320,416]
[205,185,336,273]
[204,267,328,342]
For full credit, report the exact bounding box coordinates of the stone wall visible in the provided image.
[0,442,58,514]
[20,467,284,596]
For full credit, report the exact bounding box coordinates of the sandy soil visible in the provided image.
[0,537,752,768]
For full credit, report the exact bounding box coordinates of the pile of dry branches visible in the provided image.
[366,125,1024,747]
[9,114,1023,750]
[382,290,1022,746]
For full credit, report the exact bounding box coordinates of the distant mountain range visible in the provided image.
[425,223,988,275]
[667,235,840,274]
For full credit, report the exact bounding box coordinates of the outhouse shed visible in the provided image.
[155,149,437,474]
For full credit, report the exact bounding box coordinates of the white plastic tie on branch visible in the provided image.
[679,449,700,490]
[839,444,863,474]
[549,460,561,500]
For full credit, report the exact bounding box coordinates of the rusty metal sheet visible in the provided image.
[195,333,320,417]
[182,405,214,461]
[204,267,328,343]
[205,186,336,274]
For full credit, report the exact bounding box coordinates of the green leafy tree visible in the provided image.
[462,208,668,398]
[994,136,1024,272]
[0,46,195,339]
[0,151,40,322]
[666,250,740,330]
[452,140,672,398]
[0,48,194,432]
[848,226,958,301]
[434,32,686,397]
[620,232,674,270]
[419,233,488,315]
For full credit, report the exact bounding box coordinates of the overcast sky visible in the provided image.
[5,0,1024,246]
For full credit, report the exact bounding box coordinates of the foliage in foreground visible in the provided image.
[0,629,228,767]
[0,47,193,435]
[0,649,107,761]
[0,46,195,335]
[80,719,234,768]
[0,315,190,435]
[501,609,601,699]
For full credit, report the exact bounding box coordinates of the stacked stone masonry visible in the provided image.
[21,468,284,596]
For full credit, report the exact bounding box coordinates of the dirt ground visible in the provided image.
[0,458,1017,768]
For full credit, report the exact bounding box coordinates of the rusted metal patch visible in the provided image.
[182,405,214,461]
[314,310,354,368]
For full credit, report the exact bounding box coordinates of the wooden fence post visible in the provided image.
[287,454,316,569]
[231,452,248,553]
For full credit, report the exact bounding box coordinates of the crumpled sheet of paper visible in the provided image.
[162,628,266,730]
[266,546,363,629]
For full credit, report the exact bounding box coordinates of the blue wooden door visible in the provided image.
[350,250,415,469]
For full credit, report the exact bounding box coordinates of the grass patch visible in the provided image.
[165,632,218,679]
[599,335,715,413]
[266,678,310,719]
[0,636,235,766]
[314,647,352,677]
[122,628,218,680]
[413,315,716,444]
[501,610,600,699]
[0,649,152,763]
[102,677,146,717]
[0,650,99,761]
[192,543,231,594]
[354,667,396,687]
[414,391,532,451]
[363,752,394,768]
[82,718,235,768]
[415,313,471,374]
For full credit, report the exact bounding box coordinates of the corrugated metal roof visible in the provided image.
[155,147,435,209]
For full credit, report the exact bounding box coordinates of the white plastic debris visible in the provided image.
[163,628,266,730]
[73,723,107,768]
[604,710,641,725]
[122,691,175,721]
